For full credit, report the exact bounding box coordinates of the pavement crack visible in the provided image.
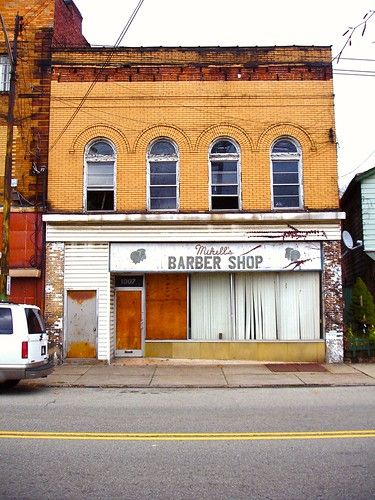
[148,365,157,386]
[221,367,229,386]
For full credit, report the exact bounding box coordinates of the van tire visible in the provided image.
[1,379,21,389]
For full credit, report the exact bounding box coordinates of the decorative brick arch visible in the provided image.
[134,125,192,154]
[70,125,130,154]
[257,123,316,153]
[195,124,253,152]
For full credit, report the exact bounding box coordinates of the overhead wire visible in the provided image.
[49,0,145,153]
[339,149,375,178]
[22,0,52,28]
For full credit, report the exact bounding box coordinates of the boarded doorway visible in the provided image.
[66,290,97,358]
[116,290,143,356]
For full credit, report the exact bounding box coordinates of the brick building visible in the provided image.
[44,35,345,362]
[0,0,87,305]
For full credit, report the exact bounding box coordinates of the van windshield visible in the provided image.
[0,308,13,334]
[25,308,45,334]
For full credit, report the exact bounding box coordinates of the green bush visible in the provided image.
[348,277,375,336]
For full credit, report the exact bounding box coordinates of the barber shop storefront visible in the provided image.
[44,216,344,363]
[111,241,322,356]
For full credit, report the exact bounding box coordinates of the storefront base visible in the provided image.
[144,341,325,363]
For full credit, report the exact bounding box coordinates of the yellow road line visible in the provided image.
[0,430,375,441]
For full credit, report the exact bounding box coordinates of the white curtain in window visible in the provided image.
[234,272,320,340]
[234,273,277,340]
[190,274,232,340]
[277,273,320,340]
[190,272,320,341]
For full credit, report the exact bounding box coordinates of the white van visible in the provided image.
[0,303,54,388]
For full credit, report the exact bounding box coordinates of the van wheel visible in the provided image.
[1,379,21,389]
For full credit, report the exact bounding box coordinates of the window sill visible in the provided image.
[272,207,304,212]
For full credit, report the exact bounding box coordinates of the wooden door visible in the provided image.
[66,290,97,358]
[116,290,142,354]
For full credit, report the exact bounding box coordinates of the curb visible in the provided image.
[22,381,375,390]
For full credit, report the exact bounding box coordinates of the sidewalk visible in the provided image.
[23,359,375,389]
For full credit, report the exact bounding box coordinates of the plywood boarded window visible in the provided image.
[146,274,187,339]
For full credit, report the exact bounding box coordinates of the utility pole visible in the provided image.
[0,14,21,301]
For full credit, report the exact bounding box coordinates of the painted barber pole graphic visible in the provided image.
[110,242,322,272]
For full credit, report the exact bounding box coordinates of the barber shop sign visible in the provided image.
[110,242,322,273]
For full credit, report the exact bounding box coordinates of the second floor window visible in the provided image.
[210,139,240,210]
[271,138,303,209]
[148,139,178,211]
[84,140,115,211]
[0,56,11,91]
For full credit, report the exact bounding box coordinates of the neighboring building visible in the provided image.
[44,38,345,363]
[341,166,375,318]
[0,0,88,306]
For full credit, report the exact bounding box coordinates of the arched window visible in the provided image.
[209,139,240,210]
[147,139,178,211]
[271,138,302,209]
[84,139,115,211]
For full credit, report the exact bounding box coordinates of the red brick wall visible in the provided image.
[53,64,330,83]
[53,0,89,47]
[52,45,332,83]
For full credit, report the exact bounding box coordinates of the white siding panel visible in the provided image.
[64,243,110,361]
[47,223,342,243]
[362,177,375,250]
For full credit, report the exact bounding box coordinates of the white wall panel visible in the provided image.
[64,243,110,360]
[362,177,375,250]
[46,223,342,243]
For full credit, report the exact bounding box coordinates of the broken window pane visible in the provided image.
[87,141,114,157]
[85,140,115,211]
[87,190,114,211]
[210,140,240,211]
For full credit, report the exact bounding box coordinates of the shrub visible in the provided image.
[348,277,375,336]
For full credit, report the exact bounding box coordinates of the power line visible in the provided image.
[49,0,145,152]
[333,72,375,77]
[338,57,375,62]
[333,68,375,74]
[339,149,375,178]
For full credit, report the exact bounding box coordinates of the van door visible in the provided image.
[25,308,49,363]
[0,307,17,364]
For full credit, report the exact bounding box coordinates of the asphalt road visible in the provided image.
[1,385,374,499]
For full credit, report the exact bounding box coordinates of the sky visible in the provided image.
[73,0,375,191]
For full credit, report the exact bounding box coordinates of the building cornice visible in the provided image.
[43,211,345,225]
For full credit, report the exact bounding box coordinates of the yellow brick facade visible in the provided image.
[48,78,338,212]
